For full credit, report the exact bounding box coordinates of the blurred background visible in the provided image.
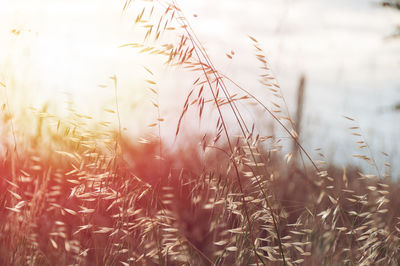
[0,0,399,175]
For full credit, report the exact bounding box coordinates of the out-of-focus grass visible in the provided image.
[1,110,399,265]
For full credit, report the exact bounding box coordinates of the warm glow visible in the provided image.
[0,1,160,124]
[0,1,399,265]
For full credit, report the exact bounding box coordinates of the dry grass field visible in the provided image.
[0,1,399,265]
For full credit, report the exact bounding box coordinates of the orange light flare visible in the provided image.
[0,1,210,246]
[0,1,277,264]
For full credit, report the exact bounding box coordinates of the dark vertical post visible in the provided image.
[293,75,306,162]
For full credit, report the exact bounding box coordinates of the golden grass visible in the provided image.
[0,1,399,265]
